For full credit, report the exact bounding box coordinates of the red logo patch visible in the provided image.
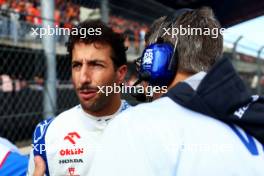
[64,132,81,145]
[67,167,80,176]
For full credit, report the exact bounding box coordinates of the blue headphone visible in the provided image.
[136,8,193,87]
[138,42,176,86]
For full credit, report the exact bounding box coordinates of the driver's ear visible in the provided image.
[116,65,128,84]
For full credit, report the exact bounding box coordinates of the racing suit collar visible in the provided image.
[183,71,206,91]
[79,100,125,122]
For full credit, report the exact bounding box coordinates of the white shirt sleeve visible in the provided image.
[0,137,20,154]
[26,150,35,176]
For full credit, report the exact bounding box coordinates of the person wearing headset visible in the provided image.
[88,7,264,176]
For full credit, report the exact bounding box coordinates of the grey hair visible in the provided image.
[145,7,223,73]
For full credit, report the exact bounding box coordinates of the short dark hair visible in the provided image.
[146,7,223,73]
[66,20,127,69]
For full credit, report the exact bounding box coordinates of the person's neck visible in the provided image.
[153,71,193,100]
[168,71,194,89]
[85,94,122,117]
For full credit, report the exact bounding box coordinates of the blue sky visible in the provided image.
[223,15,264,59]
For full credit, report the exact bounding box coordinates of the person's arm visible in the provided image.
[27,149,46,176]
[33,156,46,176]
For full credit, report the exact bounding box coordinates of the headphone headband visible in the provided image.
[136,8,194,87]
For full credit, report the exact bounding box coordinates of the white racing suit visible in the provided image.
[27,100,130,176]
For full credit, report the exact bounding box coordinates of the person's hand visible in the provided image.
[33,156,46,176]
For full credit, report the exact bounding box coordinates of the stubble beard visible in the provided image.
[79,91,113,114]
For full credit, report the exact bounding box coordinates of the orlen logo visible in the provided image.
[60,148,84,156]
[64,132,80,145]
[60,131,84,156]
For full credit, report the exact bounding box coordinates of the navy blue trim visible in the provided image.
[229,124,259,155]
[33,118,54,176]
[121,100,131,112]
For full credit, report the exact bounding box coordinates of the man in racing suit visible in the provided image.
[27,20,130,176]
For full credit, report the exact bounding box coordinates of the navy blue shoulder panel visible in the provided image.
[32,118,54,176]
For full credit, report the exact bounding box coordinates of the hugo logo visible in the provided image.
[64,132,80,145]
